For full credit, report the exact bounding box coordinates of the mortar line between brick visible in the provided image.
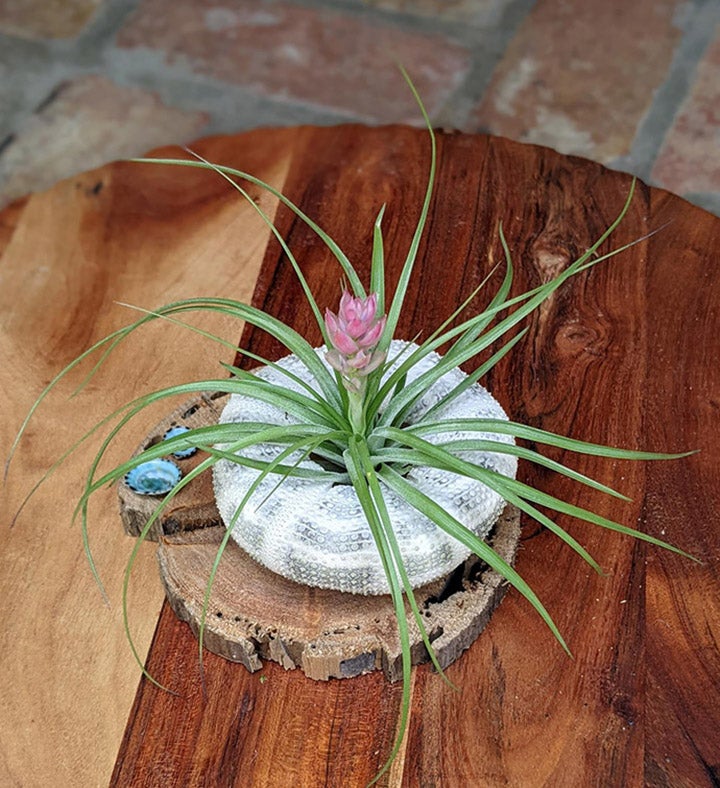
[67,0,143,51]
[433,0,538,129]
[281,0,510,43]
[101,47,370,128]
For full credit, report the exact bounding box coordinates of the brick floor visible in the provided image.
[0,75,208,209]
[116,0,471,121]
[0,0,103,39]
[471,0,685,163]
[651,26,720,197]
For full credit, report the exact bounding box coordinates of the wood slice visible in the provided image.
[157,509,520,682]
[119,393,521,680]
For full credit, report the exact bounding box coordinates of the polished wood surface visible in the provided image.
[0,129,293,786]
[2,125,718,787]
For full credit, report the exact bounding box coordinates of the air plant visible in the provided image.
[8,70,695,784]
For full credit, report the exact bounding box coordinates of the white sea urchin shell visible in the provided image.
[213,341,517,595]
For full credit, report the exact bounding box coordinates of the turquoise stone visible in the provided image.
[162,425,197,458]
[124,459,182,495]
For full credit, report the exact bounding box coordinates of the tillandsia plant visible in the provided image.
[8,70,696,784]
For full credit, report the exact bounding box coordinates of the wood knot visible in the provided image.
[555,319,608,359]
[533,248,571,283]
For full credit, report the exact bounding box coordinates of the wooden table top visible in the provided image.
[2,125,718,787]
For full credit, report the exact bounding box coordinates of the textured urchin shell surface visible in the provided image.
[213,341,517,595]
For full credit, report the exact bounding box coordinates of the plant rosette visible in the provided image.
[8,70,696,785]
[213,339,517,595]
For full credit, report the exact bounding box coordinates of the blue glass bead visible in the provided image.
[124,459,182,496]
[162,425,197,458]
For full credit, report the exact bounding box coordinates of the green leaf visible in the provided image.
[377,182,640,429]
[402,418,696,461]
[131,156,367,299]
[6,322,138,480]
[198,434,338,673]
[149,298,341,408]
[378,427,696,562]
[353,437,455,684]
[370,204,387,314]
[372,439,630,501]
[450,221,515,355]
[77,422,338,514]
[418,328,528,422]
[377,429,604,572]
[121,449,222,691]
[182,149,332,348]
[343,439,413,785]
[365,265,505,423]
[378,66,436,356]
[8,295,344,487]
[379,465,570,654]
[113,300,339,418]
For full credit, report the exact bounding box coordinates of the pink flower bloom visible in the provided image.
[324,291,386,381]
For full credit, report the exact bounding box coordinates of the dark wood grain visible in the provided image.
[643,189,720,787]
[107,126,720,787]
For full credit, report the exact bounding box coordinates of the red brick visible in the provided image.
[651,28,720,195]
[0,76,208,209]
[0,0,102,39]
[472,0,685,162]
[116,0,471,121]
